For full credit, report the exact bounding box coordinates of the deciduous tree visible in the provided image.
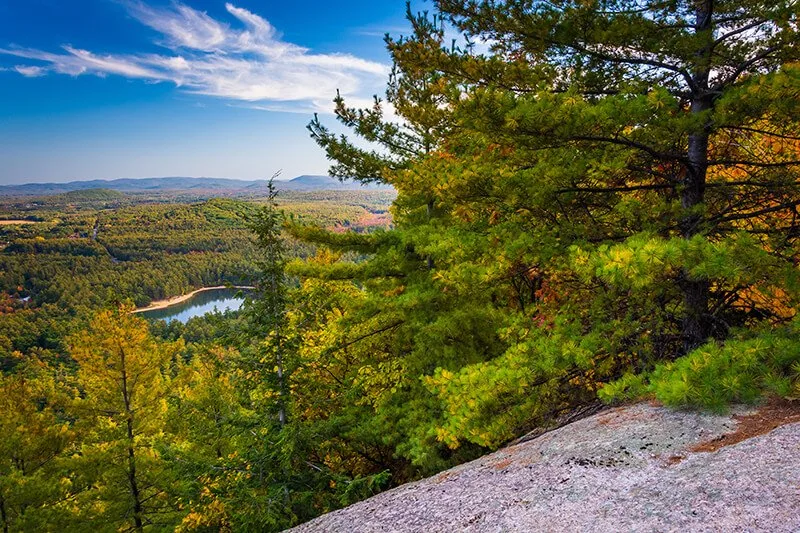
[68,308,184,530]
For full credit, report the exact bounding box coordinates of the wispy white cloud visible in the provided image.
[353,24,413,38]
[126,1,229,51]
[0,2,390,113]
[14,65,46,77]
[1,45,168,78]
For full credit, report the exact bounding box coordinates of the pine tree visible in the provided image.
[298,0,799,449]
[308,5,457,185]
[299,7,522,462]
[166,345,245,532]
[434,0,800,351]
[246,175,290,427]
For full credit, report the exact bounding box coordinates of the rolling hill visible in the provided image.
[0,176,392,196]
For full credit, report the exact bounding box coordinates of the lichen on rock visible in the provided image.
[288,402,800,533]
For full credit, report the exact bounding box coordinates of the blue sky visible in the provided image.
[0,0,416,184]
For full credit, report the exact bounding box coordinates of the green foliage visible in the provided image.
[0,181,402,529]
[601,321,800,411]
[0,358,75,532]
[60,188,126,202]
[2,1,800,531]
[301,0,800,468]
[572,232,800,301]
[67,309,186,530]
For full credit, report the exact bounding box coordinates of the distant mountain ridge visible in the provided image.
[0,176,392,196]
[274,175,391,191]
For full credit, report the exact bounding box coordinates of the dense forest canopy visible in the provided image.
[1,0,798,531]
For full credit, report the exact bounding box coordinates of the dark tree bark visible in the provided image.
[680,0,715,353]
[119,345,144,532]
[1,494,8,533]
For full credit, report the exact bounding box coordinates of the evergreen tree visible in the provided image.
[166,346,244,532]
[302,0,799,450]
[300,6,527,462]
[247,176,290,427]
[435,0,800,351]
[307,6,458,185]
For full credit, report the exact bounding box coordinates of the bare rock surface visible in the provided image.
[288,402,800,532]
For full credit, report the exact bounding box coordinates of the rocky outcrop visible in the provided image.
[289,401,800,532]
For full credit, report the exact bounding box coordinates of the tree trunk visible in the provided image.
[680,0,715,353]
[426,198,435,270]
[127,422,143,532]
[276,335,286,428]
[119,345,144,532]
[1,493,8,533]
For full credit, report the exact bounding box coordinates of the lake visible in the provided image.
[139,287,248,323]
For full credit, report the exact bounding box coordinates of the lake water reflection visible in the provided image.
[140,287,247,323]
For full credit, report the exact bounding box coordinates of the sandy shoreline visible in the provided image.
[132,285,254,313]
[0,220,39,225]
